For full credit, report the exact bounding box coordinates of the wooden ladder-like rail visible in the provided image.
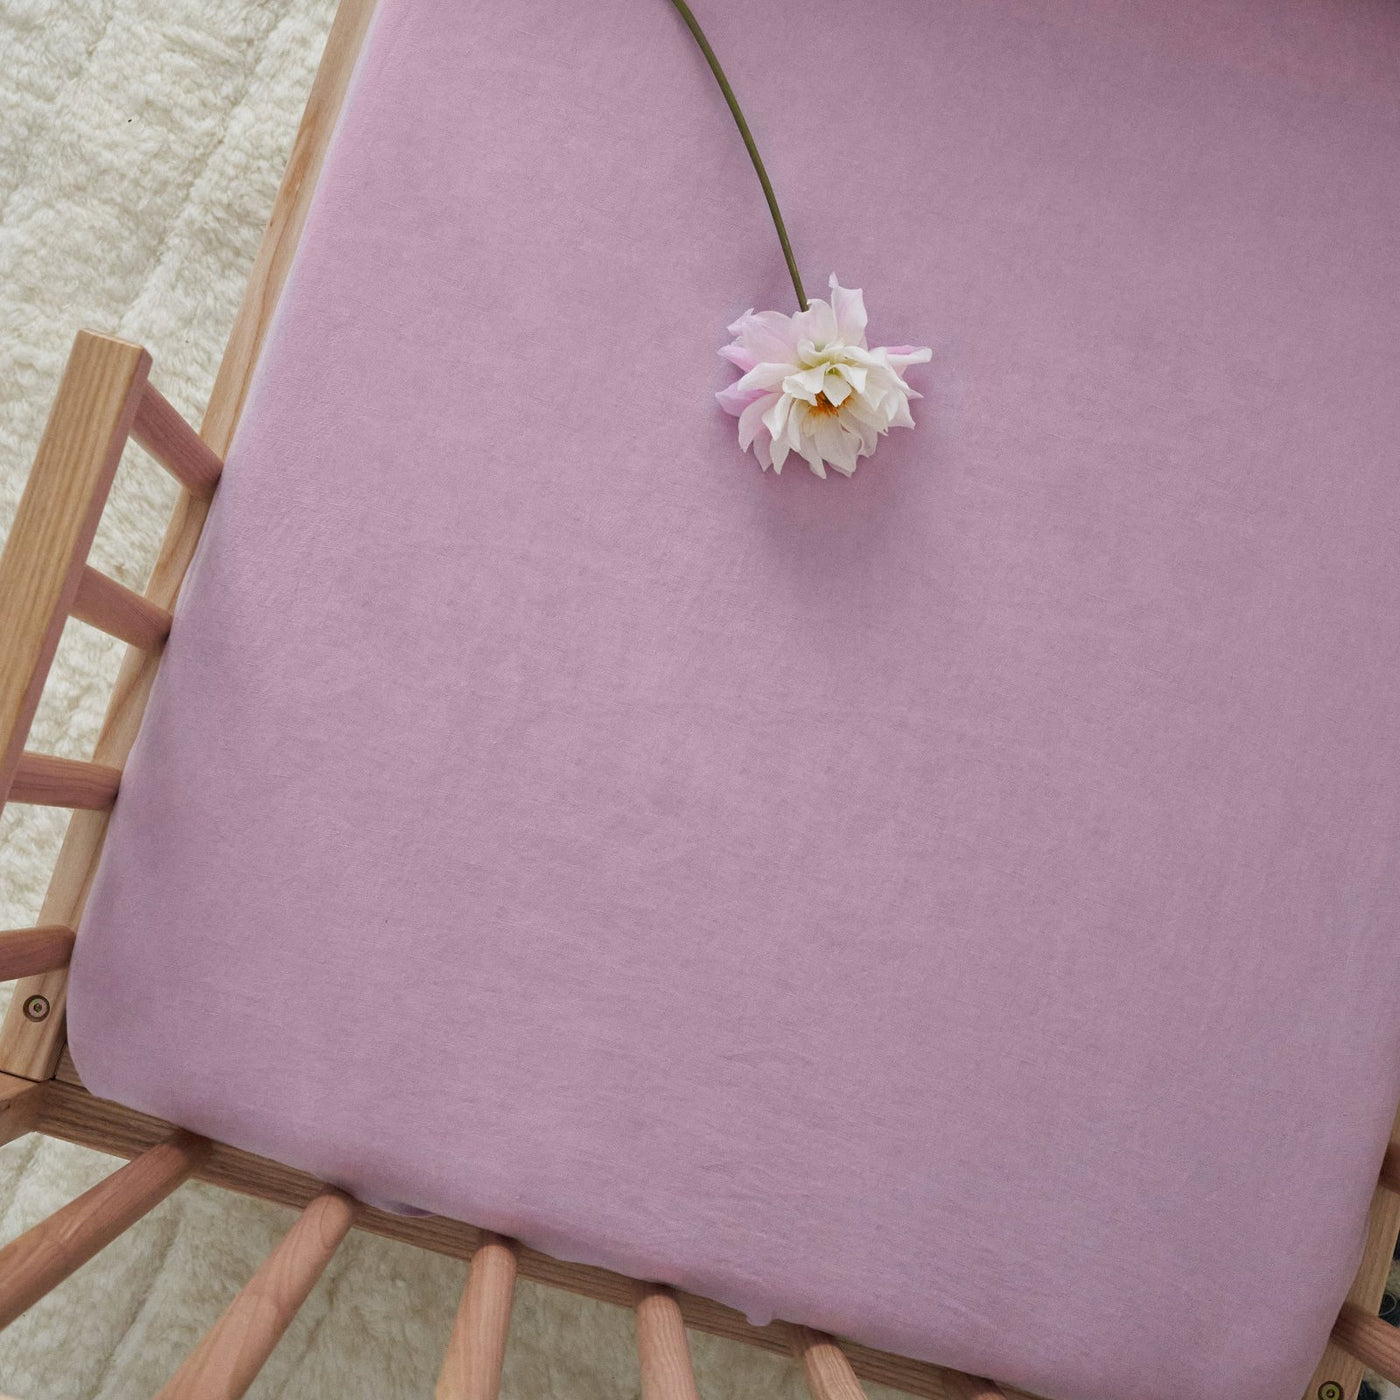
[0,331,225,1079]
[0,1070,1015,1400]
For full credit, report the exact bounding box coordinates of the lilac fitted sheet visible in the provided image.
[70,2,1400,1397]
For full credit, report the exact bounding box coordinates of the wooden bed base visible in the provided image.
[1,2,1398,1396]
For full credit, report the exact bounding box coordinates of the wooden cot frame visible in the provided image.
[0,2,1398,1396]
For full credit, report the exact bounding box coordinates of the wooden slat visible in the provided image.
[201,0,380,452]
[435,1232,519,1400]
[71,565,172,650]
[792,1325,868,1400]
[154,1188,355,1400]
[0,1075,44,1148]
[1305,1104,1400,1400]
[940,1372,1009,1400]
[0,0,380,1084]
[130,382,223,499]
[34,1081,991,1400]
[53,1047,81,1086]
[636,1286,701,1400]
[0,927,74,981]
[1379,1144,1400,1197]
[0,331,149,812]
[1331,1303,1400,1384]
[0,1130,206,1329]
[7,753,120,810]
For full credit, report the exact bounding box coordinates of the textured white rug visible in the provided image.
[0,3,863,1396]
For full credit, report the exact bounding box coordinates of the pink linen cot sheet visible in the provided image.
[69,2,1400,1398]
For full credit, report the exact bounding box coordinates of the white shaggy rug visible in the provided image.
[0,3,897,1396]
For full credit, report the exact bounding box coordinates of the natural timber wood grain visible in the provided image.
[0,1076,44,1148]
[0,928,75,981]
[636,1286,701,1400]
[201,0,379,453]
[0,0,380,1083]
[1305,1103,1400,1400]
[0,1130,207,1329]
[0,332,149,814]
[54,1048,81,1087]
[154,1189,355,1400]
[130,383,223,499]
[435,1232,519,1400]
[34,1080,999,1400]
[71,565,172,650]
[1379,1144,1400,1197]
[792,1325,868,1400]
[1331,1302,1400,1384]
[939,1371,1009,1400]
[8,753,121,810]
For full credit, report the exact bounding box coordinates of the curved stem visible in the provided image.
[665,0,808,311]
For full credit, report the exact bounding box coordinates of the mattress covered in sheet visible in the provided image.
[70,3,1400,1397]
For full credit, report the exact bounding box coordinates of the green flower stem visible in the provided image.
[665,0,808,312]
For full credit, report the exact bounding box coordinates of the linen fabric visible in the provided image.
[70,3,1400,1398]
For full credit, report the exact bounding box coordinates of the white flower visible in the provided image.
[716,275,932,478]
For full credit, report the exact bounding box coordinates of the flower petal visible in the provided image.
[784,400,808,455]
[792,297,839,349]
[737,393,779,451]
[728,308,802,362]
[752,427,773,471]
[816,418,861,476]
[721,296,930,477]
[828,276,869,347]
[763,393,793,445]
[852,417,882,457]
[782,365,828,402]
[841,394,882,430]
[883,344,933,368]
[735,360,797,394]
[888,396,916,430]
[716,382,765,417]
[833,362,868,396]
[769,427,791,474]
[823,371,852,406]
[782,403,823,478]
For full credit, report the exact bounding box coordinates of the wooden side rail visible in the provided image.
[20,1069,1116,1400]
[636,1285,702,1400]
[436,1232,519,1400]
[8,754,121,810]
[0,330,220,816]
[941,1372,1010,1400]
[0,928,75,982]
[0,332,150,813]
[0,330,224,1079]
[131,382,224,500]
[1379,1144,1400,1197]
[154,1189,355,1400]
[0,0,366,1080]
[792,1325,876,1400]
[1307,1106,1400,1400]
[1332,1303,1400,1384]
[0,1130,208,1330]
[0,1076,44,1148]
[790,1330,998,1400]
[72,565,173,651]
